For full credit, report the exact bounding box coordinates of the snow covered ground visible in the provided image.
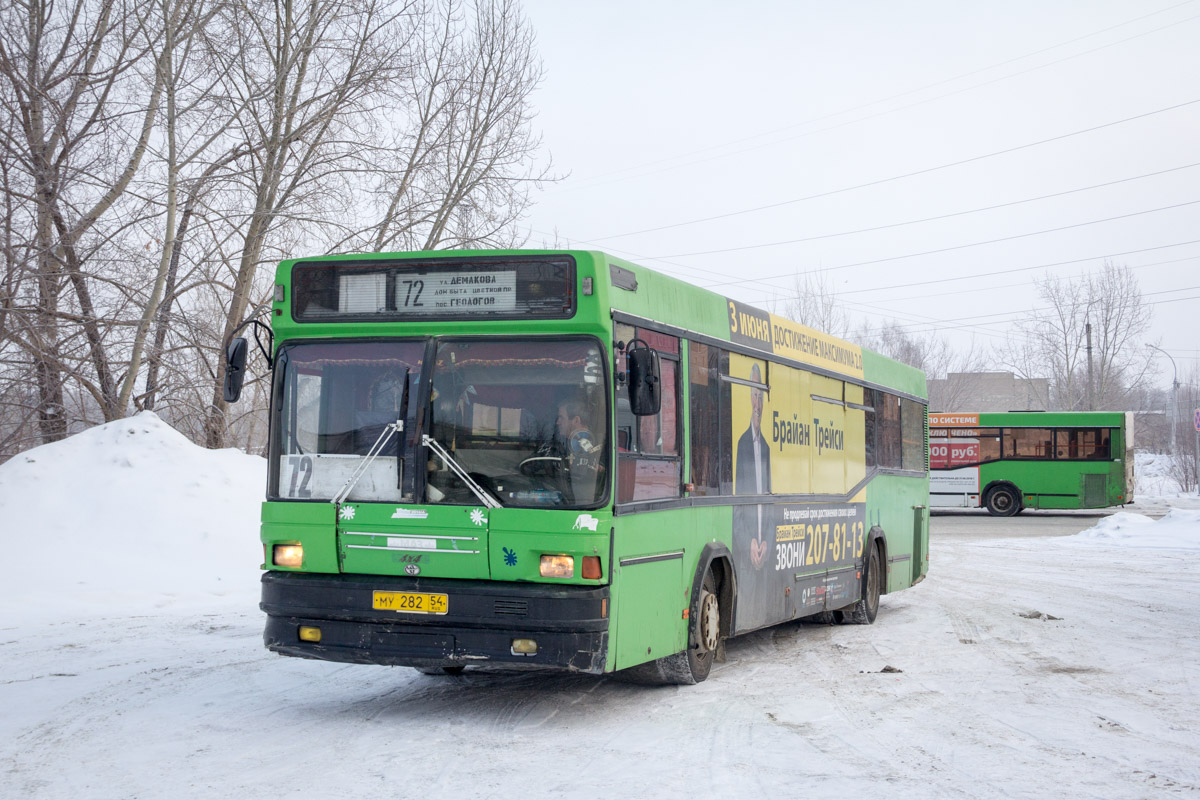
[1132,451,1200,515]
[2,417,1199,798]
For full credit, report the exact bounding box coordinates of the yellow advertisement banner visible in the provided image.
[727,298,864,379]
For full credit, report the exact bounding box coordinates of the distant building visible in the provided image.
[928,371,1048,412]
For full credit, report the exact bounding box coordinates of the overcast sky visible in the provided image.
[518,0,1200,386]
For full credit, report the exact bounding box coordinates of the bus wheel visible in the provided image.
[836,543,881,625]
[619,567,720,685]
[985,485,1019,516]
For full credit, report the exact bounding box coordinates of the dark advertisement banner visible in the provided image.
[733,501,867,633]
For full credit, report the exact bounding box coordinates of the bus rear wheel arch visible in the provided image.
[984,483,1021,516]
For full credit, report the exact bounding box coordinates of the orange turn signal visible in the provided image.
[582,556,602,580]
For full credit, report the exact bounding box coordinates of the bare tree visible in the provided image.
[1003,262,1152,411]
[0,0,165,436]
[856,319,986,408]
[0,0,560,458]
[196,0,418,446]
[1159,362,1199,492]
[362,0,551,252]
[778,269,851,339]
[117,0,229,414]
[1087,262,1153,409]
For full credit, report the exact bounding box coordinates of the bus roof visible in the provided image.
[274,249,926,398]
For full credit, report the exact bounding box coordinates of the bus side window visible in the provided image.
[875,392,902,469]
[616,328,682,503]
[863,388,877,468]
[900,397,926,471]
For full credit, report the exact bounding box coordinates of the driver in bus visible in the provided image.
[557,398,600,502]
[557,398,596,458]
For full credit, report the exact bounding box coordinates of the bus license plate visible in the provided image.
[373,591,448,615]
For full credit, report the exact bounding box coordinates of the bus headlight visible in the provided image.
[539,555,573,578]
[273,544,304,568]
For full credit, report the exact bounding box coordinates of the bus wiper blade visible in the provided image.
[332,420,403,506]
[421,434,501,510]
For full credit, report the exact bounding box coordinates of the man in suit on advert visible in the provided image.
[735,363,771,568]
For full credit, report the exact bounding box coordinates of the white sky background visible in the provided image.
[518,0,1200,381]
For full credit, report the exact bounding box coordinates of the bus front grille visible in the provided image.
[494,600,529,617]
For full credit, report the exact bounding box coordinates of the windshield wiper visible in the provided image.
[332,368,409,507]
[422,434,501,509]
[331,419,404,507]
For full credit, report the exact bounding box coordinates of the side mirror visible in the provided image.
[626,339,661,416]
[223,337,249,403]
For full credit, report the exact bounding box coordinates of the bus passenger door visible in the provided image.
[610,515,686,670]
[912,505,928,583]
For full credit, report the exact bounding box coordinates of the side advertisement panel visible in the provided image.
[727,352,867,632]
[929,418,981,507]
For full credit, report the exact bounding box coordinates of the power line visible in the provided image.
[854,291,1200,342]
[827,239,1200,298]
[853,284,1200,338]
[648,163,1200,260]
[701,199,1200,291]
[556,3,1200,194]
[740,248,1200,343]
[588,97,1200,242]
[748,254,1200,310]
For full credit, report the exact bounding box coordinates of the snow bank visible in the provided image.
[0,412,266,620]
[1135,451,1195,498]
[1067,508,1200,551]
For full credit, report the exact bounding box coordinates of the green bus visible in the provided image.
[928,411,1134,516]
[224,250,929,684]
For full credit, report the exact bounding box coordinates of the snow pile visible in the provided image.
[1068,508,1200,551]
[0,412,266,620]
[1135,451,1177,496]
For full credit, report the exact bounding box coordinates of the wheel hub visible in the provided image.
[699,589,720,652]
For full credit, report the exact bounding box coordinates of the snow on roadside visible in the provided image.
[0,411,266,621]
[1,423,1195,625]
[1065,508,1200,550]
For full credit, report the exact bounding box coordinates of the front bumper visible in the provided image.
[260,571,609,673]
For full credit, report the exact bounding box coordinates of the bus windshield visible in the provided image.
[274,341,423,502]
[273,337,608,508]
[426,338,607,508]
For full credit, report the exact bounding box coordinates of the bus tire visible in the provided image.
[836,543,881,625]
[984,485,1020,516]
[619,567,720,685]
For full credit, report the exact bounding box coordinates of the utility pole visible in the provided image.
[1148,344,1178,455]
[1194,407,1199,496]
[1085,320,1094,411]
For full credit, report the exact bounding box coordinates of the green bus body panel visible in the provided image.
[259,249,929,675]
[488,508,610,584]
[860,348,926,399]
[261,502,338,573]
[976,461,1125,509]
[337,504,492,580]
[609,506,732,670]
[864,475,930,592]
[974,411,1125,428]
